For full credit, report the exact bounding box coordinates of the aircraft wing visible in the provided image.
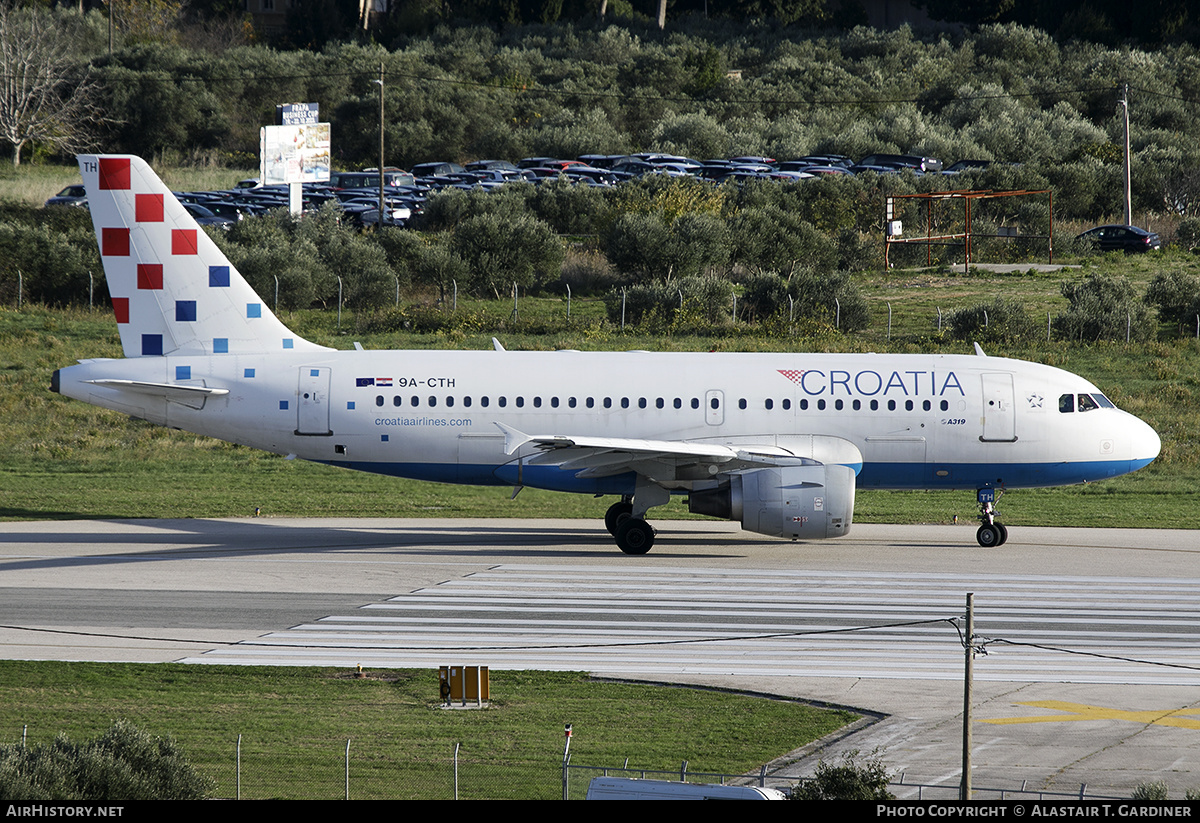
[495,422,820,480]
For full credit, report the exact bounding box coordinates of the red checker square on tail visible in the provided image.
[136,194,164,222]
[112,297,129,324]
[102,228,130,256]
[137,264,163,290]
[172,229,198,255]
[98,158,130,190]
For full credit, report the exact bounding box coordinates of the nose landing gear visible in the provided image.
[976,487,1008,547]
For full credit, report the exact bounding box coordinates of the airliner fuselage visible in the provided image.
[50,154,1162,554]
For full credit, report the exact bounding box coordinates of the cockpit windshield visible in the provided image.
[1059,392,1116,413]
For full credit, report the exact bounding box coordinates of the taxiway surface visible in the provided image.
[1,517,1198,799]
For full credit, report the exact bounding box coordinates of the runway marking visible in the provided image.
[981,701,1200,729]
[179,564,1200,684]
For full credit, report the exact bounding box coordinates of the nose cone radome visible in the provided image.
[1128,414,1161,471]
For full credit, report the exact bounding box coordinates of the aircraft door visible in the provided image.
[980,372,1016,442]
[296,366,332,436]
[705,390,724,426]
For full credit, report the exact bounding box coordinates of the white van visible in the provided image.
[585,776,786,800]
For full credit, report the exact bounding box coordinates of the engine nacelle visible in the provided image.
[689,464,856,540]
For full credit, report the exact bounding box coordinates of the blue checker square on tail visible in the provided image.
[247,303,261,318]
[141,334,163,356]
[244,368,255,378]
[283,339,294,349]
[381,435,389,442]
[213,338,228,354]
[209,266,230,287]
[176,366,191,380]
[279,400,289,410]
[347,401,355,410]
[175,300,196,322]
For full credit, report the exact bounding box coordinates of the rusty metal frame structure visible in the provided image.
[883,189,1053,271]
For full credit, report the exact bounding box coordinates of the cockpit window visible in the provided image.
[1061,392,1115,413]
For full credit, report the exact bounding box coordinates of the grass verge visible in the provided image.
[0,661,854,800]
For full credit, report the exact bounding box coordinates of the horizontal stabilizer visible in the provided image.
[84,379,229,401]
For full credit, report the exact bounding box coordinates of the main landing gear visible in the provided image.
[605,497,655,555]
[975,487,1008,547]
[604,480,669,555]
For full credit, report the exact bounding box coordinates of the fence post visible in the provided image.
[835,297,841,329]
[337,276,343,332]
[455,742,460,801]
[17,270,21,309]
[565,283,571,321]
[89,271,94,309]
[344,739,350,800]
[236,734,241,801]
[562,725,573,800]
[274,275,279,312]
[887,302,892,340]
[621,288,626,331]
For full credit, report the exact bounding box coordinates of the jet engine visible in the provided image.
[688,464,856,539]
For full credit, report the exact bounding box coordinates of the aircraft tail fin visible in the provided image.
[78,154,328,358]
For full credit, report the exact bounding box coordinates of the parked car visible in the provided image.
[44,184,87,207]
[1076,224,1161,253]
[410,161,466,177]
[182,202,236,229]
[942,159,990,174]
[858,153,943,173]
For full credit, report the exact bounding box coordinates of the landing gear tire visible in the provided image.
[996,523,1009,545]
[605,500,633,536]
[976,523,1002,548]
[615,518,654,555]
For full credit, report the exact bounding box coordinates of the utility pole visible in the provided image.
[960,592,974,801]
[374,63,385,230]
[1120,84,1132,226]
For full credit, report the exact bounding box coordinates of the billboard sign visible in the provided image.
[259,123,331,185]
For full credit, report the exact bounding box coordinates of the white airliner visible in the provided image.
[52,155,1161,554]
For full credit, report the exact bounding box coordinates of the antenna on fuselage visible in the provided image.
[973,342,987,357]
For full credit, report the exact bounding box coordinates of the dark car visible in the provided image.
[410,161,466,178]
[44,184,87,208]
[1076,224,1161,254]
[858,153,943,173]
[942,159,990,175]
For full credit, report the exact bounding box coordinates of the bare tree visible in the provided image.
[0,3,101,166]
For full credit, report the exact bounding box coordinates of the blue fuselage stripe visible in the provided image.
[324,457,1154,494]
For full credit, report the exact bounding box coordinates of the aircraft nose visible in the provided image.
[1128,414,1161,468]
